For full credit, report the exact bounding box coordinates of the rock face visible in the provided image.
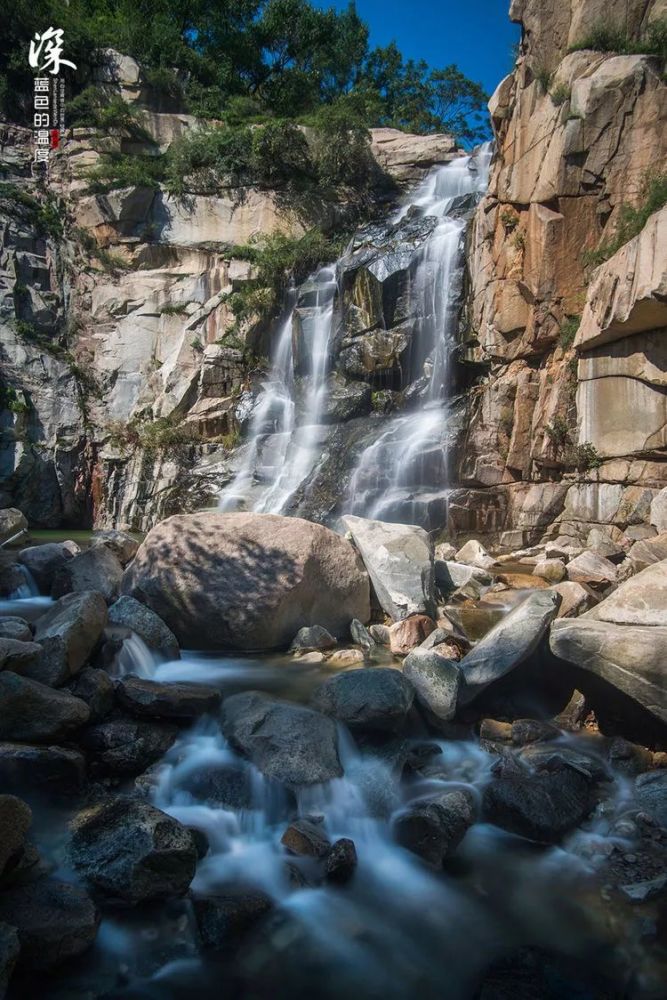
[340,515,436,620]
[0,878,98,969]
[221,692,342,786]
[123,512,370,650]
[550,560,667,723]
[458,591,560,705]
[457,0,667,549]
[69,798,197,904]
[312,668,415,733]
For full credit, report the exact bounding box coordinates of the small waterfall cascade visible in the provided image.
[218,143,492,526]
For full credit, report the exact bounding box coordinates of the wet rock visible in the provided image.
[179,760,254,810]
[0,618,32,643]
[281,818,330,858]
[81,717,178,776]
[435,560,492,591]
[69,797,197,904]
[350,618,375,650]
[117,676,221,720]
[312,667,414,733]
[553,689,588,731]
[402,647,461,724]
[393,789,474,866]
[67,667,115,721]
[0,743,86,797]
[320,375,371,423]
[479,718,513,744]
[289,625,337,653]
[90,529,139,566]
[454,539,495,570]
[481,757,598,844]
[619,874,667,904]
[325,838,358,883]
[17,542,77,592]
[369,624,391,645]
[325,648,365,668]
[340,514,436,620]
[0,673,89,743]
[108,595,180,659]
[0,922,19,997]
[634,771,667,827]
[0,509,27,545]
[0,638,42,677]
[222,692,342,786]
[566,551,617,588]
[193,887,273,951]
[511,719,560,746]
[458,590,560,706]
[586,560,667,628]
[52,546,123,603]
[33,591,107,681]
[0,878,98,970]
[430,639,466,662]
[532,559,566,584]
[123,512,370,651]
[0,794,32,879]
[389,614,436,655]
[608,738,653,778]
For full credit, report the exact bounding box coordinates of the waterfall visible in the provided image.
[218,143,492,526]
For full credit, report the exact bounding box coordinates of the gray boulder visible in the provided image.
[0,794,32,878]
[33,591,107,682]
[634,771,667,827]
[340,514,435,620]
[0,743,85,797]
[222,692,342,786]
[458,590,561,706]
[393,789,474,866]
[117,676,221,720]
[108,595,180,659]
[193,888,273,952]
[288,625,337,653]
[586,560,667,627]
[435,560,492,591]
[67,668,115,721]
[402,647,461,723]
[90,529,139,566]
[320,375,371,423]
[0,509,27,545]
[0,922,19,997]
[312,668,414,734]
[18,542,78,592]
[178,760,254,810]
[0,878,98,970]
[52,546,123,603]
[123,512,370,651]
[0,673,89,743]
[0,637,42,676]
[0,618,32,643]
[69,797,197,904]
[81,718,177,776]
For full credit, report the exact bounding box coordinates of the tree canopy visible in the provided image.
[1,0,490,144]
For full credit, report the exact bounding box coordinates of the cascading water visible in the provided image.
[218,144,492,527]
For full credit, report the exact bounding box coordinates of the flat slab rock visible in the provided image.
[311,667,414,733]
[117,675,221,720]
[341,514,436,620]
[221,691,342,786]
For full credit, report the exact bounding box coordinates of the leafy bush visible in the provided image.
[165,125,253,195]
[67,86,149,137]
[0,183,63,238]
[309,99,372,187]
[583,170,667,267]
[550,83,571,106]
[545,415,570,449]
[250,121,312,187]
[533,66,553,93]
[500,207,519,231]
[160,303,190,316]
[573,442,603,470]
[569,18,667,59]
[108,415,202,454]
[82,153,166,194]
[559,315,580,348]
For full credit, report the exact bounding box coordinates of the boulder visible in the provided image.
[532,559,566,584]
[288,625,337,654]
[177,759,254,810]
[67,667,115,722]
[626,532,667,571]
[312,668,414,733]
[0,878,98,970]
[435,560,492,591]
[458,591,561,705]
[0,618,32,643]
[69,797,197,904]
[52,546,123,603]
[369,624,391,645]
[350,619,375,651]
[0,673,89,743]
[0,743,85,797]
[650,488,667,534]
[90,529,139,566]
[434,542,457,561]
[586,560,667,627]
[325,648,365,668]
[634,771,667,827]
[481,757,598,844]
[18,542,78,592]
[550,581,594,618]
[123,512,370,651]
[193,888,273,952]
[80,718,177,775]
[281,819,330,858]
[0,509,27,545]
[389,614,436,655]
[0,794,32,878]
[222,692,342,786]
[107,595,180,659]
[402,647,461,723]
[496,572,548,590]
[0,922,19,997]
[325,837,357,883]
[33,591,107,681]
[393,789,474,866]
[340,514,435,620]
[117,676,221,720]
[566,551,617,587]
[0,638,43,676]
[454,539,495,570]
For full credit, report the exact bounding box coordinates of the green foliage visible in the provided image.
[550,83,571,106]
[559,315,580,348]
[164,126,253,195]
[160,303,190,316]
[573,442,603,471]
[510,229,526,251]
[250,121,312,187]
[1,1,489,146]
[545,415,570,449]
[309,98,372,187]
[533,66,553,93]
[81,153,166,195]
[0,385,29,415]
[67,86,149,136]
[568,18,667,59]
[0,183,63,239]
[107,414,202,454]
[583,170,667,267]
[500,207,519,231]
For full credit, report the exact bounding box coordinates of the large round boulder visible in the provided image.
[122,512,370,650]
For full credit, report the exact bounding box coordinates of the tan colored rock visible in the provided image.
[497,572,549,590]
[532,558,566,583]
[551,581,595,618]
[326,649,365,669]
[455,539,495,570]
[650,488,667,533]
[389,615,436,656]
[566,551,617,586]
[369,128,460,185]
[586,560,667,626]
[626,533,667,570]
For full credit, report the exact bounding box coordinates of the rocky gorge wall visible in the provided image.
[455,0,667,550]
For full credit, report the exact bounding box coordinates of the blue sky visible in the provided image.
[313,0,520,98]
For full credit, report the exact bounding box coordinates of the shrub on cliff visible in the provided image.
[583,170,667,267]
